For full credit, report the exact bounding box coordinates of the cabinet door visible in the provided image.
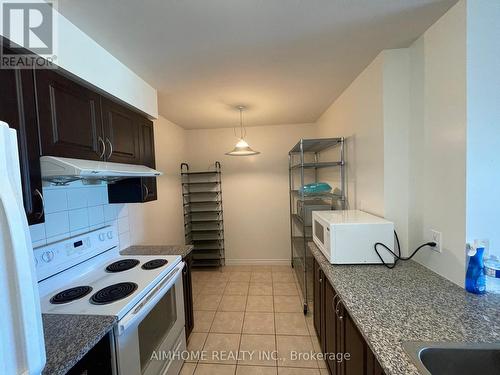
[139,117,157,202]
[183,253,194,339]
[141,177,157,202]
[343,307,367,375]
[101,98,141,164]
[366,349,385,375]
[34,69,104,160]
[140,117,155,168]
[313,259,325,348]
[0,69,44,224]
[324,280,339,374]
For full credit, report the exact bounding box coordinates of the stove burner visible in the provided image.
[90,282,138,305]
[50,286,93,304]
[105,259,140,273]
[142,259,169,270]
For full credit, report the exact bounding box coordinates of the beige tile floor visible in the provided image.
[180,265,329,375]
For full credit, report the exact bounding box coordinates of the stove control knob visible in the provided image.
[99,233,106,241]
[107,231,113,239]
[42,251,54,263]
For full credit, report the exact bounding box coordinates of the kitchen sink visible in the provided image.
[403,342,500,375]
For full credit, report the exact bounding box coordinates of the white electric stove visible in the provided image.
[35,225,187,375]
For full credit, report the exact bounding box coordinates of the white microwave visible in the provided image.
[312,210,395,264]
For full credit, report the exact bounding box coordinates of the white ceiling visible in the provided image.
[58,0,457,129]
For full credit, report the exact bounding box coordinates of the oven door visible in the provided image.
[115,262,186,375]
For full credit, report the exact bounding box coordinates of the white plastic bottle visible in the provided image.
[485,255,500,294]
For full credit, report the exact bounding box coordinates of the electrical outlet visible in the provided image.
[430,229,442,253]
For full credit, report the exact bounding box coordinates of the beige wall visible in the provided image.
[128,116,186,245]
[316,53,385,218]
[408,0,467,286]
[382,49,411,253]
[184,123,316,264]
[313,1,467,287]
[315,49,412,253]
[466,0,500,258]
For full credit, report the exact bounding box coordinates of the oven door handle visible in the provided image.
[117,262,184,336]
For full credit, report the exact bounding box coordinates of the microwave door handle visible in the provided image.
[117,262,184,335]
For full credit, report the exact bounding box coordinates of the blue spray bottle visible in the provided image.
[465,242,487,294]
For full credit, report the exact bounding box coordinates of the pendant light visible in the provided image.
[225,106,260,156]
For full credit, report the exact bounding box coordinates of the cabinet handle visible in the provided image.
[335,299,343,320]
[142,183,149,199]
[98,136,106,159]
[34,189,44,219]
[106,138,113,159]
[319,277,322,283]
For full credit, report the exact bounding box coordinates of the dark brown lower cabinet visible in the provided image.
[314,258,385,375]
[324,275,342,375]
[182,253,194,339]
[67,333,113,374]
[343,307,367,375]
[366,349,385,375]
[313,259,326,349]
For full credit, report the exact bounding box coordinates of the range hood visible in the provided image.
[40,156,162,185]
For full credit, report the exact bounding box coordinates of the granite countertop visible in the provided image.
[42,314,116,375]
[308,242,500,375]
[121,244,193,258]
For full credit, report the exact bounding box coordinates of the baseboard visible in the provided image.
[225,259,291,266]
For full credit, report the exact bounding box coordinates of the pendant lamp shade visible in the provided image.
[226,106,260,156]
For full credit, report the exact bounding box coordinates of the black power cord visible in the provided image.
[374,231,437,269]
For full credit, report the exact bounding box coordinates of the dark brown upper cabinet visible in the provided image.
[107,118,158,203]
[139,117,157,202]
[4,37,157,213]
[101,98,142,165]
[34,69,150,168]
[34,69,105,160]
[139,117,155,168]
[0,68,44,225]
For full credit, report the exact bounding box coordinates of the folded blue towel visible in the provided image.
[299,182,332,195]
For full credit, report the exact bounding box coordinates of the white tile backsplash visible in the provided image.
[104,204,119,222]
[67,188,87,210]
[29,223,46,242]
[45,211,70,238]
[30,182,130,251]
[88,205,105,226]
[69,208,89,231]
[86,186,108,207]
[43,189,68,214]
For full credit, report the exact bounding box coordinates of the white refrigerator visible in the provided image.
[0,121,46,374]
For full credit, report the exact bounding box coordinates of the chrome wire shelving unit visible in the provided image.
[289,138,346,314]
[181,162,225,268]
